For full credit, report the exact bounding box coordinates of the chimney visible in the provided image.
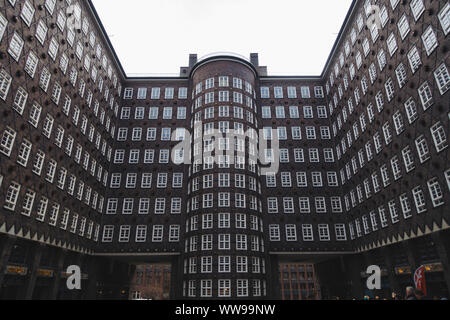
[250,53,259,67]
[189,54,198,67]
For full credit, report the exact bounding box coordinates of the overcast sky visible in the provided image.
[91,0,353,76]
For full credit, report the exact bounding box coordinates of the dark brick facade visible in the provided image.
[0,0,449,299]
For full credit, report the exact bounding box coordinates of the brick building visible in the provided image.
[0,0,449,299]
[129,264,171,300]
[280,263,321,300]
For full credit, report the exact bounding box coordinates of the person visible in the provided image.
[392,292,401,300]
[405,286,417,300]
[414,289,425,300]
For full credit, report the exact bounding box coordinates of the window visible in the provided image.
[261,106,271,119]
[315,197,327,213]
[301,86,310,98]
[402,146,415,173]
[302,225,314,241]
[119,226,131,242]
[102,226,114,243]
[290,127,301,141]
[412,186,427,213]
[434,63,450,95]
[361,40,369,58]
[152,225,164,242]
[136,226,147,242]
[32,150,45,176]
[135,107,145,120]
[219,76,229,87]
[200,279,212,297]
[422,26,438,56]
[4,182,21,211]
[123,88,133,99]
[218,280,231,297]
[24,51,39,78]
[397,15,410,40]
[236,256,247,272]
[232,78,242,90]
[48,37,59,61]
[392,111,404,135]
[370,23,379,43]
[410,0,425,21]
[285,225,297,241]
[267,198,278,214]
[445,169,450,192]
[387,33,398,56]
[331,196,342,212]
[299,198,310,213]
[178,87,188,99]
[28,102,43,129]
[57,11,67,32]
[277,127,287,140]
[17,139,32,167]
[415,135,430,163]
[385,78,395,101]
[45,0,57,14]
[418,81,433,110]
[274,87,283,98]
[430,122,448,152]
[428,178,444,207]
[381,165,391,187]
[315,86,324,98]
[335,224,347,241]
[377,49,387,70]
[287,87,297,98]
[269,225,280,241]
[395,63,407,88]
[218,91,229,102]
[39,68,51,92]
[151,88,160,99]
[0,69,12,101]
[289,106,299,119]
[177,107,187,120]
[407,46,421,73]
[132,128,142,141]
[36,196,48,222]
[390,0,400,10]
[318,224,330,241]
[135,88,147,99]
[0,127,16,157]
[400,194,412,219]
[21,1,35,27]
[236,280,248,297]
[283,198,294,213]
[0,12,7,43]
[8,32,24,61]
[169,225,180,242]
[163,107,173,120]
[438,2,450,35]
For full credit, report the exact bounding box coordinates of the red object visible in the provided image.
[414,266,427,296]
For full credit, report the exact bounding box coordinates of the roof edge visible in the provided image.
[189,55,259,78]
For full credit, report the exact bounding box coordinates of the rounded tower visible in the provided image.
[181,55,269,299]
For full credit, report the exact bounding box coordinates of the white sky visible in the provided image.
[91,0,353,76]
